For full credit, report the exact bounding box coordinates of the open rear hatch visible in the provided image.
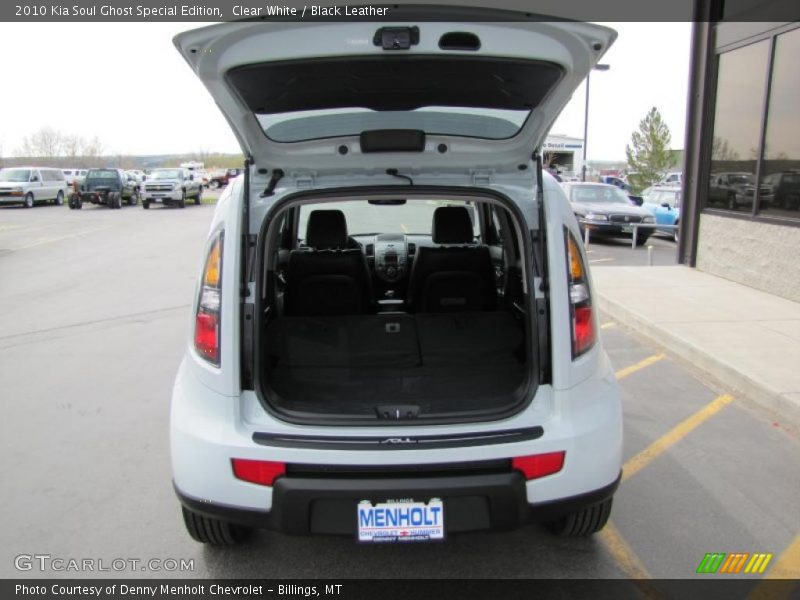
[174,9,615,424]
[173,10,615,175]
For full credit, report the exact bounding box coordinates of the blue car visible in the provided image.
[642,185,681,242]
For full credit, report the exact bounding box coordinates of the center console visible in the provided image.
[374,233,408,283]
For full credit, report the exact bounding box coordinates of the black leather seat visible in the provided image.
[284,210,374,316]
[407,206,497,313]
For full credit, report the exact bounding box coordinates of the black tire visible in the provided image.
[673,220,680,243]
[116,193,123,209]
[635,231,651,246]
[181,506,252,546]
[76,197,83,210]
[128,190,139,206]
[55,191,64,206]
[68,194,77,210]
[727,192,737,210]
[194,187,202,205]
[23,193,34,209]
[544,497,613,537]
[178,191,186,209]
[142,200,150,210]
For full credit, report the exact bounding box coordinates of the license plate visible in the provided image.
[357,499,444,543]
[621,224,634,233]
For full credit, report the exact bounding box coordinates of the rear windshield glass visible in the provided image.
[86,170,117,179]
[570,186,630,204]
[228,56,562,143]
[298,199,479,238]
[259,108,529,143]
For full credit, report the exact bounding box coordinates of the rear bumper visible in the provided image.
[175,471,620,536]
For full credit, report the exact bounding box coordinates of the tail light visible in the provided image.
[231,459,286,486]
[565,229,596,358]
[512,452,565,480]
[194,231,223,365]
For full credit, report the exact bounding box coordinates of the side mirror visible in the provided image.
[188,174,194,181]
[31,175,40,182]
[661,202,671,209]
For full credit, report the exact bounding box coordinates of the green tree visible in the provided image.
[625,107,672,193]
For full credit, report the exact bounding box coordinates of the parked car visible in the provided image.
[62,168,89,187]
[69,168,140,209]
[170,15,623,546]
[126,170,146,184]
[599,175,632,193]
[642,185,681,242]
[0,167,69,208]
[659,171,682,186]
[141,168,203,209]
[560,182,656,245]
[762,171,800,211]
[208,168,244,189]
[708,172,773,210]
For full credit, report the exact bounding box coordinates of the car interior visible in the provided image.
[257,197,533,423]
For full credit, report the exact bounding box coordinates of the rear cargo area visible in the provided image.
[262,310,528,419]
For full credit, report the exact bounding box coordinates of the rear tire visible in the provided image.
[128,190,139,206]
[195,188,202,205]
[142,200,150,210]
[181,506,252,546]
[635,231,651,246]
[544,497,613,537]
[55,191,64,206]
[673,220,679,243]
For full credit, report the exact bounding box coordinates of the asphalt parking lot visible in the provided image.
[0,201,797,583]
[585,233,679,267]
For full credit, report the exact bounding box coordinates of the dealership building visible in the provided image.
[680,4,800,301]
[542,134,584,179]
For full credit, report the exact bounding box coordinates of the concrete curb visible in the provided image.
[597,293,800,427]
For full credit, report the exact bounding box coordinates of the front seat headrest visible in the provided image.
[432,206,474,244]
[306,209,348,249]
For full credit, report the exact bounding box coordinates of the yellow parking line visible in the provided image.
[615,354,665,380]
[764,534,800,578]
[621,394,734,483]
[599,520,655,583]
[13,226,112,250]
[601,322,616,330]
[748,535,800,600]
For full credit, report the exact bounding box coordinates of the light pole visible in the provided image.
[582,63,610,182]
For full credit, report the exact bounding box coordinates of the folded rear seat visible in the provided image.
[265,314,420,368]
[415,312,523,366]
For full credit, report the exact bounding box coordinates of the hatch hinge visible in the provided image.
[471,170,493,186]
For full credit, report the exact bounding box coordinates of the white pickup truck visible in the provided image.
[141,167,203,209]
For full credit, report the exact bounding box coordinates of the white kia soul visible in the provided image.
[171,9,622,546]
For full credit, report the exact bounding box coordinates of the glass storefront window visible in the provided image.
[759,28,800,220]
[706,40,769,213]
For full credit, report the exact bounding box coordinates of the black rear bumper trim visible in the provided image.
[175,471,620,536]
[252,426,544,450]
